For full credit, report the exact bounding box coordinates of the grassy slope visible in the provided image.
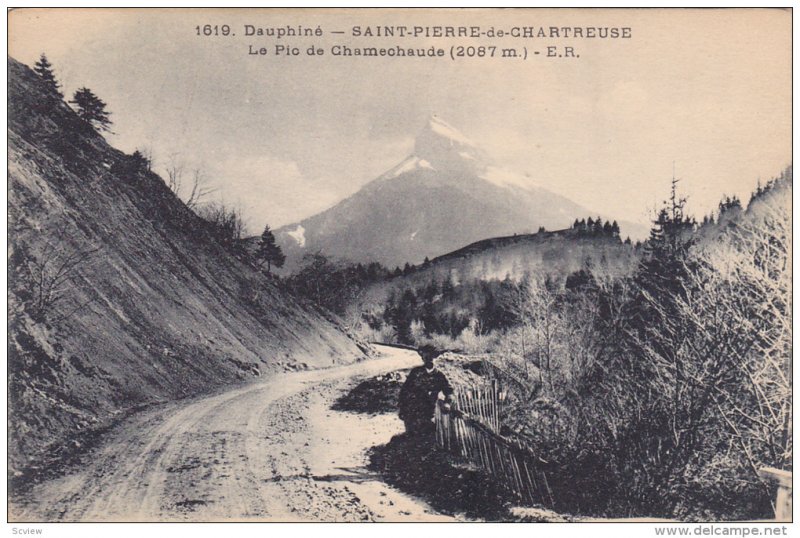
[7,57,366,474]
[362,228,639,304]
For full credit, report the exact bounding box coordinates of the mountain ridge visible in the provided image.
[275,116,646,272]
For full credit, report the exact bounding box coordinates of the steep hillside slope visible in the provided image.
[275,117,646,272]
[7,57,366,475]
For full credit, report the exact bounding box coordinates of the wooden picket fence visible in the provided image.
[451,379,503,432]
[434,381,554,507]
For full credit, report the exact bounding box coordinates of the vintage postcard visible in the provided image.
[6,7,792,529]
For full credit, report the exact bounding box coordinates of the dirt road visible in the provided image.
[10,346,455,522]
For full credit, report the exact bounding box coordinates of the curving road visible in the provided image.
[10,346,453,522]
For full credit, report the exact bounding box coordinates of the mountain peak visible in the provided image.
[413,115,486,172]
[425,116,475,147]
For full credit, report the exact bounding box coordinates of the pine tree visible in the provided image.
[129,150,150,173]
[718,195,742,215]
[70,87,112,131]
[423,280,439,301]
[34,53,62,98]
[635,174,697,331]
[395,289,417,344]
[754,179,763,199]
[441,275,455,297]
[256,225,285,273]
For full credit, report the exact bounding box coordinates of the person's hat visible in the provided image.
[418,344,441,361]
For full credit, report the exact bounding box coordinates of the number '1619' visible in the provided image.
[195,25,232,36]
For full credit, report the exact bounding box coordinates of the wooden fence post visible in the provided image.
[759,467,792,522]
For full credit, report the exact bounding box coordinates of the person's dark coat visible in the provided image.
[398,366,454,428]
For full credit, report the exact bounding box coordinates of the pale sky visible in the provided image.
[9,8,792,234]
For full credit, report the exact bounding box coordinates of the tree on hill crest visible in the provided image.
[256,225,286,273]
[33,53,62,99]
[70,87,112,131]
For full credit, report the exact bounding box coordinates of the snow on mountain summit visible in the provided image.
[386,155,436,178]
[378,117,539,191]
[413,116,487,174]
[426,116,475,147]
[482,166,539,191]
